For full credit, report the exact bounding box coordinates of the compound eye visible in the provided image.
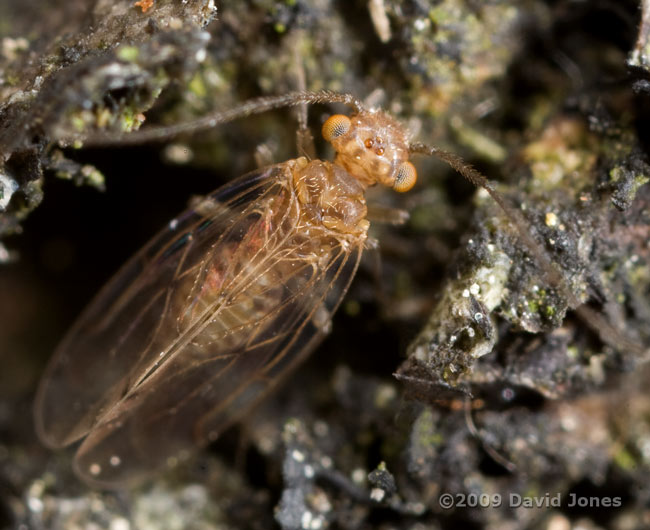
[393,161,417,192]
[322,115,352,142]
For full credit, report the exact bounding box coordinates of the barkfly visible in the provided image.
[33,90,641,489]
[34,91,417,488]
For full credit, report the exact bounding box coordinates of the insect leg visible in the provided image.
[366,205,409,226]
[463,397,516,473]
[291,37,316,160]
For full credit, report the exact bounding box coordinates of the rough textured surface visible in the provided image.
[0,0,216,243]
[1,1,649,529]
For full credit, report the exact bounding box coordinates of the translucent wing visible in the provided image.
[34,163,363,487]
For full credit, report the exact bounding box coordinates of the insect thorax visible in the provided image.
[291,157,370,237]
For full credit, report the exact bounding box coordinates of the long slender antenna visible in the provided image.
[409,141,646,358]
[75,90,364,147]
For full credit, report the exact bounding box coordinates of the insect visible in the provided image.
[34,91,419,488]
[33,90,640,489]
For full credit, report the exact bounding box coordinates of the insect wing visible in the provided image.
[35,166,277,448]
[35,163,363,487]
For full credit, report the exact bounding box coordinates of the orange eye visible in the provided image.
[376,147,384,155]
[322,115,351,142]
[364,138,374,148]
[393,161,417,192]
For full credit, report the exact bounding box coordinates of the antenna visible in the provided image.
[74,90,364,147]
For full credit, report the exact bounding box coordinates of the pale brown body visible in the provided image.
[177,157,369,357]
[34,105,417,487]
